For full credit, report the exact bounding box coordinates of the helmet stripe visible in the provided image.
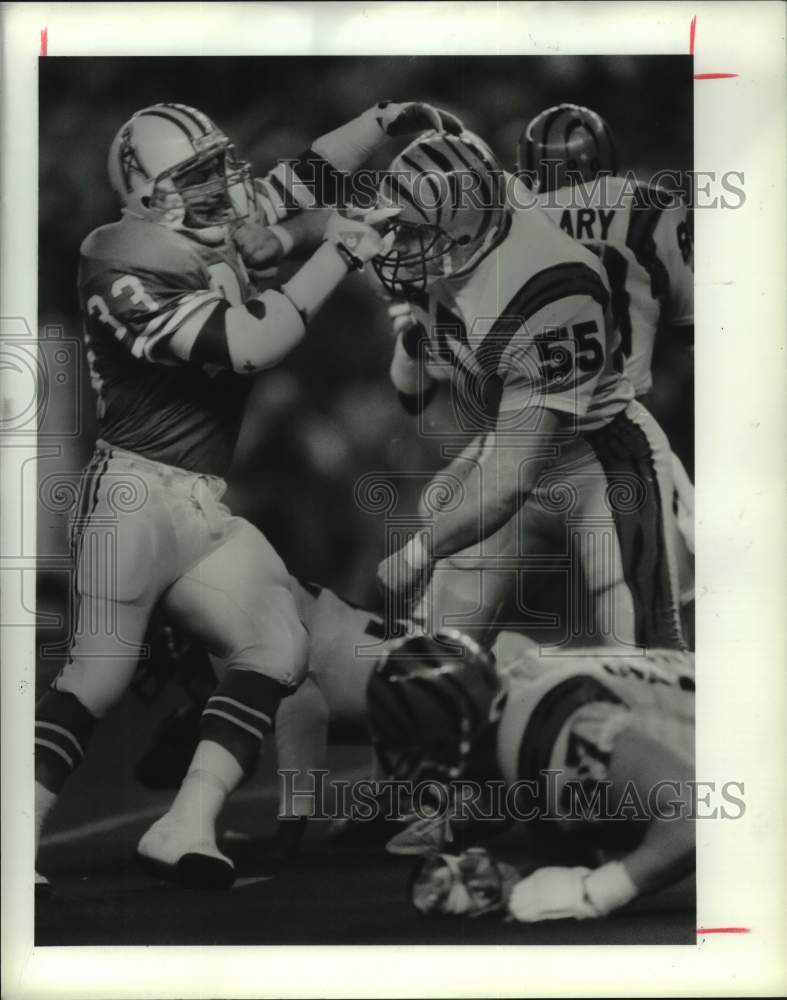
[401,154,443,226]
[161,103,212,136]
[383,172,431,222]
[443,137,495,218]
[138,108,196,143]
[416,142,456,174]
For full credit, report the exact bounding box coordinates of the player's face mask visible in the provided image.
[373,220,473,298]
[153,145,254,230]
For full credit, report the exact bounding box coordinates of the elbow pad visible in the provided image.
[224,291,305,373]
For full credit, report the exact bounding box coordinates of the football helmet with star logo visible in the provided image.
[107,102,255,239]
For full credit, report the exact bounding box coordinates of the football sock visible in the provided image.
[274,675,329,819]
[168,669,286,837]
[200,668,283,772]
[168,741,244,838]
[34,688,97,793]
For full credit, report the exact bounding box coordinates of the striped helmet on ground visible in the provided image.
[373,130,512,298]
[366,631,504,784]
[107,103,254,234]
[517,103,618,192]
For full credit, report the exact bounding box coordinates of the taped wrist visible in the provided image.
[282,241,350,322]
[583,861,639,916]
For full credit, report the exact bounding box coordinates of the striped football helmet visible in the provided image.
[373,131,512,297]
[517,103,618,192]
[107,103,254,234]
[366,631,504,783]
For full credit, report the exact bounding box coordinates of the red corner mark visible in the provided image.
[691,15,737,79]
[40,27,47,56]
[696,927,751,934]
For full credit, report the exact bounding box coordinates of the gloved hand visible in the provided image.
[374,101,464,137]
[507,866,599,922]
[324,206,400,271]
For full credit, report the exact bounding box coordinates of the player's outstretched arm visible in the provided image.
[377,410,560,599]
[170,208,398,374]
[433,412,561,556]
[241,102,463,267]
[605,726,695,898]
[312,101,463,174]
[233,209,333,277]
[507,725,695,924]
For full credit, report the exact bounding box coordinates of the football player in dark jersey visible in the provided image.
[34,99,461,892]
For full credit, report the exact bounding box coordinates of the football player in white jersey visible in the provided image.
[367,631,698,922]
[518,103,695,616]
[518,103,693,402]
[375,130,686,652]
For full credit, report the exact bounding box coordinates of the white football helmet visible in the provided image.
[107,103,254,238]
[373,130,512,298]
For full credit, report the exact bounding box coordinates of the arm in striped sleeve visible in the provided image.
[253,102,451,231]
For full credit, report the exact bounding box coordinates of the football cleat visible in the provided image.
[136,814,235,890]
[373,131,511,297]
[385,811,453,857]
[517,103,618,193]
[107,102,254,236]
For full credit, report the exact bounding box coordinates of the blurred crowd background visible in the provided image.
[38,55,693,626]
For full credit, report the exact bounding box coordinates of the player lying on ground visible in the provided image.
[374,129,687,652]
[367,631,697,922]
[34,99,460,892]
[518,102,695,618]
